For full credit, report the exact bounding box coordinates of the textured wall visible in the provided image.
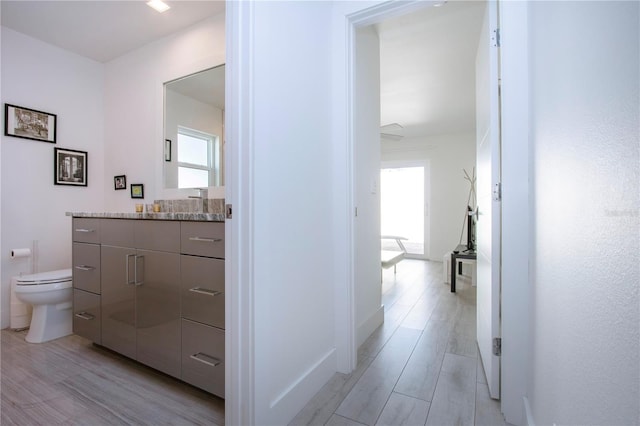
[529,2,640,424]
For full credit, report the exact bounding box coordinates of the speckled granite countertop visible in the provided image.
[66,212,225,222]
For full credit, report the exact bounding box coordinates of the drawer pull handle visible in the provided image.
[126,254,136,285]
[75,228,95,233]
[134,255,144,286]
[75,265,95,271]
[75,312,94,320]
[188,237,222,243]
[189,287,223,297]
[190,352,221,367]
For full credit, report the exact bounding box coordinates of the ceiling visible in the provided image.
[376,1,486,139]
[1,1,226,63]
[0,0,484,140]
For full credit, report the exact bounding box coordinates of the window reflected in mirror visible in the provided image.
[164,64,225,189]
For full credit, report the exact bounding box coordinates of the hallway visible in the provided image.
[290,259,506,426]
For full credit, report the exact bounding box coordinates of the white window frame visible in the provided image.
[177,126,219,188]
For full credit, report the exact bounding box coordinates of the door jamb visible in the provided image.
[334,0,439,374]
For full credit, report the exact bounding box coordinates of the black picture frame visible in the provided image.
[131,183,144,199]
[165,139,172,161]
[5,104,57,143]
[54,147,87,186]
[114,175,127,190]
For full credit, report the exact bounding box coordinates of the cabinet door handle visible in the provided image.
[134,255,144,286]
[190,352,221,367]
[75,265,95,271]
[75,228,95,233]
[74,312,94,320]
[125,254,136,285]
[188,237,222,243]
[189,287,223,297]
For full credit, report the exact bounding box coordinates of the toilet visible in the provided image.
[13,269,73,343]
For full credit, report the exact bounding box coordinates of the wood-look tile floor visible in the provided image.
[290,259,508,426]
[0,328,224,425]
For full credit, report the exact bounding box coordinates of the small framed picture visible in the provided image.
[114,175,127,190]
[165,139,172,161]
[131,183,144,199]
[54,147,87,186]
[5,104,57,143]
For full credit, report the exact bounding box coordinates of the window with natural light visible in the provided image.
[177,127,217,189]
[380,166,425,256]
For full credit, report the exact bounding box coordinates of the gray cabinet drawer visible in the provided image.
[135,221,180,253]
[72,243,100,294]
[181,222,224,258]
[72,218,100,244]
[101,219,135,248]
[181,255,224,329]
[73,289,101,344]
[181,319,224,397]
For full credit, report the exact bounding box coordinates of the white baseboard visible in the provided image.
[523,396,535,426]
[263,306,384,424]
[357,305,384,348]
[267,348,336,424]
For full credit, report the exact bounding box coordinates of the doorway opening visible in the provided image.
[380,163,429,259]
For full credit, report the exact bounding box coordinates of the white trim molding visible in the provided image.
[499,0,531,424]
[225,1,255,425]
[331,0,439,376]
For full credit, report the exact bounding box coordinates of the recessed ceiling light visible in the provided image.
[147,0,170,13]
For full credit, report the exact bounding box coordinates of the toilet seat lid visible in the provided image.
[16,268,72,285]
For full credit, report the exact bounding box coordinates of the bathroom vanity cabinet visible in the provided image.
[100,219,181,377]
[180,222,225,396]
[71,216,225,398]
[72,218,102,344]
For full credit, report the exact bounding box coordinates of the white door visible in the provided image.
[475,0,501,399]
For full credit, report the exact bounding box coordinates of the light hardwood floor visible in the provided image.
[1,259,505,426]
[1,328,224,425]
[290,259,508,426]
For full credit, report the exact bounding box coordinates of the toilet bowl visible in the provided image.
[13,269,73,343]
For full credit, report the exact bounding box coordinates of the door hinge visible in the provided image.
[226,204,233,219]
[355,207,358,217]
[493,182,502,201]
[493,337,502,356]
[492,28,501,47]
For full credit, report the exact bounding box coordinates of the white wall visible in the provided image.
[528,2,639,425]
[0,27,104,328]
[249,1,335,423]
[354,26,384,347]
[103,13,225,211]
[382,133,476,261]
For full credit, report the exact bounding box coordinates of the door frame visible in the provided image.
[332,0,530,424]
[496,1,531,423]
[330,0,441,377]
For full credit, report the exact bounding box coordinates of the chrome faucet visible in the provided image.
[188,188,209,213]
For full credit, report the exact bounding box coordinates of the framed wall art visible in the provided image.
[5,104,57,143]
[54,147,87,186]
[131,184,144,199]
[114,175,127,190]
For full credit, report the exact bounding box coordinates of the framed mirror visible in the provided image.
[163,64,225,189]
